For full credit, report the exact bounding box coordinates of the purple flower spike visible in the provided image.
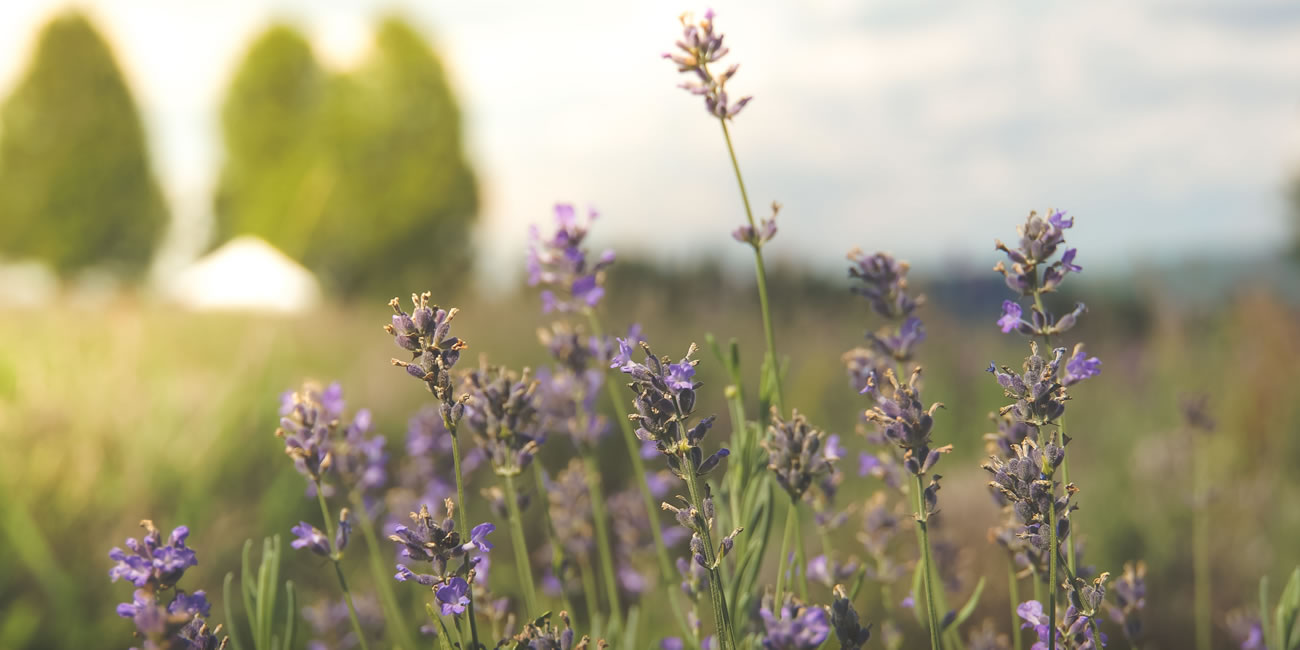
[436,577,471,616]
[108,521,198,588]
[664,10,753,120]
[998,301,1023,334]
[290,522,331,557]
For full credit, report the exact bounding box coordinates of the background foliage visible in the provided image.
[0,11,168,277]
[213,17,478,297]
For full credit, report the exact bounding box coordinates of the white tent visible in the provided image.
[162,236,320,313]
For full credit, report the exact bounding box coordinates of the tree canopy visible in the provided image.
[0,11,169,277]
[214,17,479,297]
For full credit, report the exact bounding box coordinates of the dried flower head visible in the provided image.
[390,501,493,586]
[461,365,545,476]
[829,585,873,650]
[386,292,467,408]
[764,409,837,502]
[663,10,752,120]
[759,594,831,649]
[987,342,1070,425]
[861,367,950,478]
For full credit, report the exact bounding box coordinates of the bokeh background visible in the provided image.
[0,1,1298,648]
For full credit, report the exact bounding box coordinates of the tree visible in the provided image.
[212,24,329,261]
[214,16,479,297]
[0,11,168,277]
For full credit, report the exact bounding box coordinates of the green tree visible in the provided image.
[214,16,479,296]
[0,11,168,277]
[212,24,329,260]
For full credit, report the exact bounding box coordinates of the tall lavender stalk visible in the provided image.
[385,293,482,647]
[615,339,741,650]
[663,10,784,414]
[526,204,679,605]
[109,520,229,649]
[276,383,374,650]
[994,210,1097,581]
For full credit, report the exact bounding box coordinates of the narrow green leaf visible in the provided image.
[911,560,925,625]
[954,576,988,627]
[223,572,247,650]
[1262,575,1277,650]
[282,580,296,650]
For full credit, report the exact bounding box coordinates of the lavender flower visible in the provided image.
[848,250,921,321]
[829,585,873,650]
[108,521,227,649]
[764,409,838,502]
[290,521,331,557]
[109,521,198,589]
[759,594,831,649]
[535,365,608,448]
[547,459,595,558]
[1062,344,1102,386]
[276,382,343,484]
[987,342,1070,426]
[663,10,753,120]
[619,340,728,478]
[500,611,601,649]
[983,437,1071,573]
[732,202,780,248]
[993,210,1089,339]
[435,577,471,616]
[390,501,492,586]
[1107,561,1145,644]
[386,292,467,408]
[527,203,615,313]
[861,368,950,479]
[461,365,545,476]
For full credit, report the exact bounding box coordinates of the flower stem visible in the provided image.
[578,554,603,639]
[503,472,540,617]
[1048,479,1058,650]
[911,474,943,650]
[773,499,797,605]
[791,502,809,600]
[1056,416,1076,579]
[315,485,371,650]
[581,449,625,626]
[718,118,784,414]
[1008,555,1023,650]
[682,456,737,650]
[532,465,575,616]
[349,493,418,650]
[447,426,482,648]
[1194,431,1212,650]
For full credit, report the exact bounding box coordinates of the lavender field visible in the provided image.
[2,5,1300,650]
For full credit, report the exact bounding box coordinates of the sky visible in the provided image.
[1,0,1298,289]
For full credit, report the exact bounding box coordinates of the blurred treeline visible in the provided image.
[0,10,476,295]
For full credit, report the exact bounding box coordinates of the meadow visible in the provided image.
[1,271,1298,648]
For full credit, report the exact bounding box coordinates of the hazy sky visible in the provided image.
[2,1,1298,287]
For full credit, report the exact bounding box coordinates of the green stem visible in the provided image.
[1194,432,1212,650]
[1057,416,1076,579]
[911,474,943,650]
[447,426,482,649]
[1008,556,1023,650]
[718,118,784,414]
[503,472,540,616]
[581,449,625,626]
[533,465,575,616]
[1048,480,1058,650]
[682,456,737,650]
[315,485,371,650]
[586,309,675,579]
[579,555,603,640]
[350,494,418,650]
[792,502,809,600]
[773,499,797,605]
